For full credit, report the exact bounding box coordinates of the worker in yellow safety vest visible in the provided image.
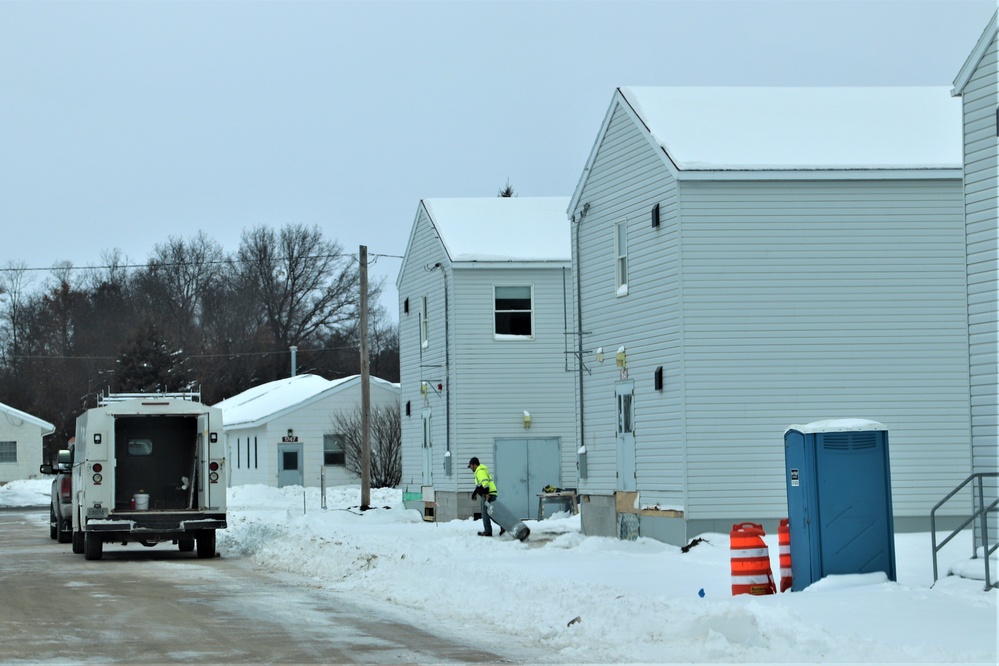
[468,457,498,537]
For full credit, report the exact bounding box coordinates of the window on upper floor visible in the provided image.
[420,296,429,348]
[0,441,15,463]
[615,219,629,296]
[324,433,346,466]
[494,285,534,338]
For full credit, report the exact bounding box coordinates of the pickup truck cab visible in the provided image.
[39,448,73,543]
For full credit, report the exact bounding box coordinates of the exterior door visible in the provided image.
[277,443,303,488]
[495,438,561,520]
[615,381,636,491]
[421,410,433,485]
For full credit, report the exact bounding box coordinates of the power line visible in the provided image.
[13,344,369,362]
[0,252,404,273]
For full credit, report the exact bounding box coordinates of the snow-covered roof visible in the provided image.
[618,86,962,171]
[214,374,399,430]
[785,418,887,435]
[952,9,998,96]
[422,197,571,264]
[0,401,55,435]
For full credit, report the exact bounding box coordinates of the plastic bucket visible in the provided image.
[133,493,150,511]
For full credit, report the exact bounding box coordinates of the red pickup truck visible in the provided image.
[39,448,72,543]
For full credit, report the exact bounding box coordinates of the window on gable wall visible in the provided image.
[494,285,534,338]
[420,296,429,348]
[324,434,346,465]
[615,220,629,296]
[0,441,16,463]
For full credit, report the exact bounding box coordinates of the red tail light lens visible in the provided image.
[60,476,71,499]
[209,462,219,471]
[92,463,102,473]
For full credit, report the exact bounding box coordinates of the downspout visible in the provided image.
[574,203,590,453]
[431,262,452,474]
[442,266,451,472]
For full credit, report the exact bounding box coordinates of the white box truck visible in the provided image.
[70,392,226,560]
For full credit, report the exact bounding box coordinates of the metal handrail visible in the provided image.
[931,472,998,591]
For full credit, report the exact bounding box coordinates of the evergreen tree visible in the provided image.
[112,322,192,393]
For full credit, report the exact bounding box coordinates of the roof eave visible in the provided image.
[676,167,963,181]
[952,9,998,96]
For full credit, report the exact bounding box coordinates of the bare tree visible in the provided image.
[0,261,34,373]
[137,232,227,351]
[329,403,401,488]
[237,224,371,350]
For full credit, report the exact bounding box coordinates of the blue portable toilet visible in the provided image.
[784,419,896,591]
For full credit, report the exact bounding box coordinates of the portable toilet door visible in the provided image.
[784,419,897,591]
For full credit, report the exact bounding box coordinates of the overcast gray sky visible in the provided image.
[1,0,995,318]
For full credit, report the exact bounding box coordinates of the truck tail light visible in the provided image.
[92,463,103,485]
[60,475,72,501]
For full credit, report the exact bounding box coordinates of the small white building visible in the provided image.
[396,197,578,521]
[0,401,55,483]
[215,374,401,488]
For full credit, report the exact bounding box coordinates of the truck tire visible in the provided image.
[196,530,215,559]
[72,529,84,554]
[178,538,195,552]
[49,507,57,540]
[83,532,103,560]
[57,517,72,544]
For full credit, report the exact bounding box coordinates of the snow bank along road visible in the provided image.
[0,507,509,664]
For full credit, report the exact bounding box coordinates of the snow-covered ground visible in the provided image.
[2,479,996,664]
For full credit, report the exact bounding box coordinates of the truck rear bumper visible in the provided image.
[86,513,227,533]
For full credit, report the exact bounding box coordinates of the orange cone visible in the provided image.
[778,518,792,592]
[730,522,776,596]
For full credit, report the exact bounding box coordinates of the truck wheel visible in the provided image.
[49,507,57,540]
[72,529,84,554]
[57,518,72,544]
[83,532,103,560]
[178,538,195,552]
[196,530,216,559]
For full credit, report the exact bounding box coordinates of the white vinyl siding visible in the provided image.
[573,95,971,527]
[574,103,685,504]
[398,208,455,494]
[398,202,577,506]
[452,266,576,481]
[961,28,998,481]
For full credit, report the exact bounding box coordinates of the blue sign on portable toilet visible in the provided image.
[784,419,896,591]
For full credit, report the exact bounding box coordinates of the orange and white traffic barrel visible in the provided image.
[778,518,792,592]
[730,522,776,596]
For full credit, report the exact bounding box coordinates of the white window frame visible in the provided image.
[615,219,629,296]
[0,441,16,464]
[323,433,346,466]
[493,284,535,340]
[420,296,429,348]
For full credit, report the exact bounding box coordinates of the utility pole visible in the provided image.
[359,245,371,509]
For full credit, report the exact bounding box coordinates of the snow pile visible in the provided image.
[3,480,995,664]
[0,478,51,506]
[220,484,997,664]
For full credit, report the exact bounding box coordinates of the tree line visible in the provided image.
[0,224,399,455]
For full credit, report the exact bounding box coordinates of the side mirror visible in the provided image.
[39,463,54,475]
